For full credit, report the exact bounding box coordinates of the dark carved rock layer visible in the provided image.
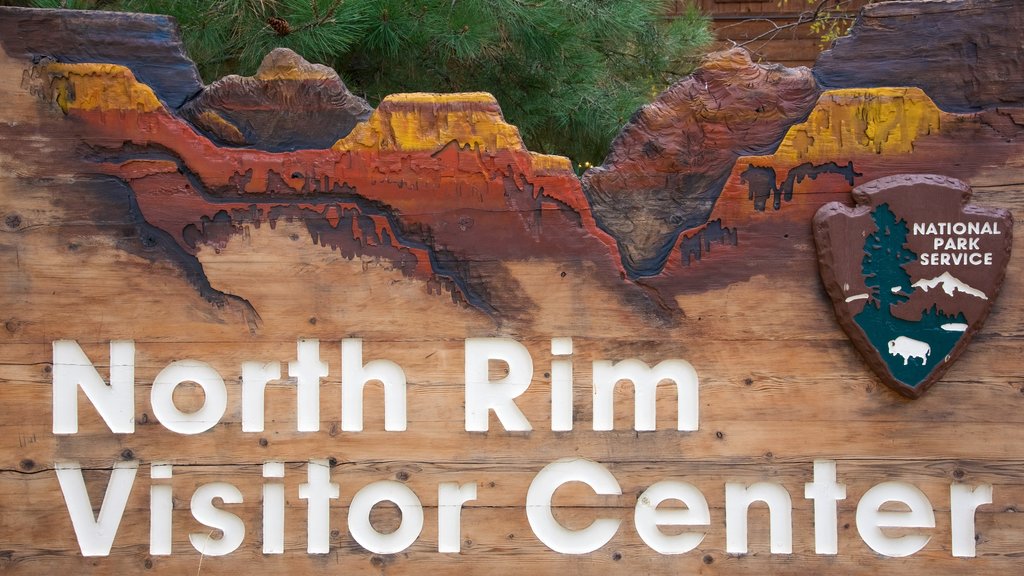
[0,7,202,109]
[582,48,820,277]
[814,0,1024,112]
[180,48,373,151]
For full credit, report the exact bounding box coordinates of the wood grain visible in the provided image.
[1,4,1023,574]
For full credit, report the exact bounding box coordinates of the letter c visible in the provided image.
[526,458,621,554]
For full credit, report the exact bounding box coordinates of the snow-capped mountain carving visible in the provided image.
[912,272,988,300]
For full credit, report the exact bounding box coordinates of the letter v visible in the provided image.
[55,460,138,556]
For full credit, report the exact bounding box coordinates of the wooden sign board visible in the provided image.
[0,1,1022,574]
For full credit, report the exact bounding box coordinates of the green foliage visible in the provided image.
[23,0,712,166]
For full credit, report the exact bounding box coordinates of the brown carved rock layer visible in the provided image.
[582,48,820,277]
[814,0,1024,111]
[180,48,373,150]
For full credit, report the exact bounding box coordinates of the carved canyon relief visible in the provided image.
[3,3,1023,332]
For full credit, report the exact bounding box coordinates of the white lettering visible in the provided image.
[804,460,847,555]
[527,458,621,554]
[289,339,328,432]
[241,361,280,432]
[348,480,424,554]
[56,460,138,557]
[150,462,173,555]
[151,360,227,435]
[189,482,245,556]
[725,481,793,554]
[262,461,286,554]
[464,338,533,432]
[856,481,934,557]
[298,459,339,554]
[438,482,477,553]
[52,340,135,434]
[635,480,710,554]
[551,337,574,432]
[919,252,994,266]
[341,339,407,432]
[950,483,992,558]
[914,222,1003,235]
[592,359,699,431]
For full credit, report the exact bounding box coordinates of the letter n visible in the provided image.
[53,340,135,434]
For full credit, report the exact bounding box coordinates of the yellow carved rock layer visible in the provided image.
[333,92,528,154]
[769,87,943,162]
[38,62,573,171]
[192,110,247,145]
[529,152,574,173]
[43,62,163,113]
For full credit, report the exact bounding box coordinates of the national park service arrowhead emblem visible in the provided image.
[813,175,1013,398]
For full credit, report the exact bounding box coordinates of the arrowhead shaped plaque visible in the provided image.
[813,174,1013,398]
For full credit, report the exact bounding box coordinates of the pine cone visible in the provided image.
[267,17,292,36]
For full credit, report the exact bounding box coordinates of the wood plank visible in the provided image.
[1,3,1023,574]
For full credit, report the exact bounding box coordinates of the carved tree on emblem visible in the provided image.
[860,203,914,309]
